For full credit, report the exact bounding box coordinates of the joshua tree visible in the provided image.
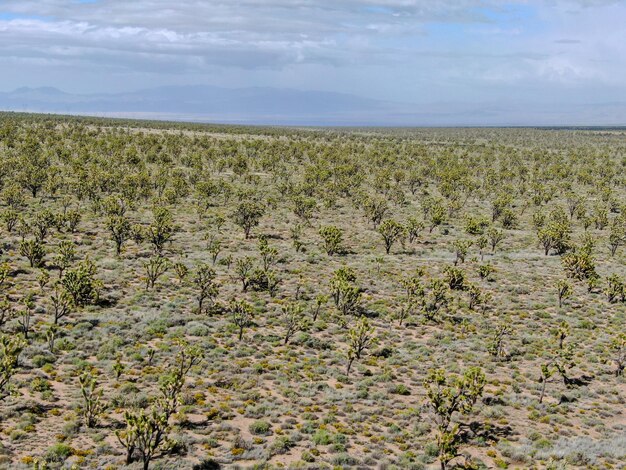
[398,273,425,326]
[46,324,57,353]
[117,407,170,470]
[258,236,278,271]
[233,200,265,239]
[329,267,362,320]
[192,263,219,313]
[2,209,19,232]
[452,239,472,265]
[477,263,495,280]
[79,372,107,428]
[292,195,316,222]
[424,198,446,233]
[0,298,14,331]
[556,279,573,308]
[609,221,626,256]
[173,262,188,283]
[50,282,73,325]
[2,185,25,209]
[265,269,280,298]
[476,235,488,260]
[594,205,608,230]
[235,256,255,292]
[487,227,505,253]
[54,240,76,278]
[37,269,50,291]
[467,283,490,312]
[159,340,204,419]
[0,334,27,400]
[566,192,584,220]
[17,293,35,339]
[144,256,169,290]
[538,360,555,404]
[554,321,570,350]
[405,216,424,244]
[424,278,449,321]
[491,193,513,222]
[290,223,304,252]
[19,239,46,268]
[609,333,626,377]
[113,355,125,380]
[32,209,55,241]
[554,344,576,387]
[66,209,82,233]
[101,194,129,217]
[17,147,48,197]
[345,317,376,376]
[423,367,486,470]
[62,258,102,306]
[319,225,343,255]
[147,207,175,253]
[363,196,389,227]
[107,215,132,255]
[537,216,571,256]
[605,274,625,303]
[488,322,511,359]
[562,241,597,282]
[281,302,308,344]
[311,294,328,322]
[207,237,222,264]
[378,219,405,254]
[229,299,254,341]
[443,266,466,291]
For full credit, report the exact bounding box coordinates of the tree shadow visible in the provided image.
[459,420,514,444]
[262,233,283,240]
[566,374,594,387]
[179,418,209,430]
[482,395,506,406]
[193,460,221,470]
[97,296,118,308]
[11,401,56,416]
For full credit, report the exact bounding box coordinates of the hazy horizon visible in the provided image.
[1,1,625,125]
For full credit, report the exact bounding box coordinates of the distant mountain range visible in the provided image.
[0,85,400,126]
[1,85,625,126]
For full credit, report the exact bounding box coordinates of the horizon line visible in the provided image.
[2,109,625,130]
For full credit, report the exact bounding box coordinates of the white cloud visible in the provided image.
[0,0,624,117]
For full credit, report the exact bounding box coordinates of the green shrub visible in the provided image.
[45,443,73,462]
[313,429,332,445]
[249,420,272,435]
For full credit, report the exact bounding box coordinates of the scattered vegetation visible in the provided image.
[0,114,623,469]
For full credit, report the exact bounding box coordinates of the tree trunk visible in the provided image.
[539,380,546,404]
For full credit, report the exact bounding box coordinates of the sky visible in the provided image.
[0,0,625,124]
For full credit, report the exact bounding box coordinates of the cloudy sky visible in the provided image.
[0,0,625,124]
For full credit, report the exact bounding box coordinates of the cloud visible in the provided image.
[0,2,415,72]
[0,2,522,74]
[554,39,582,43]
[0,0,624,122]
